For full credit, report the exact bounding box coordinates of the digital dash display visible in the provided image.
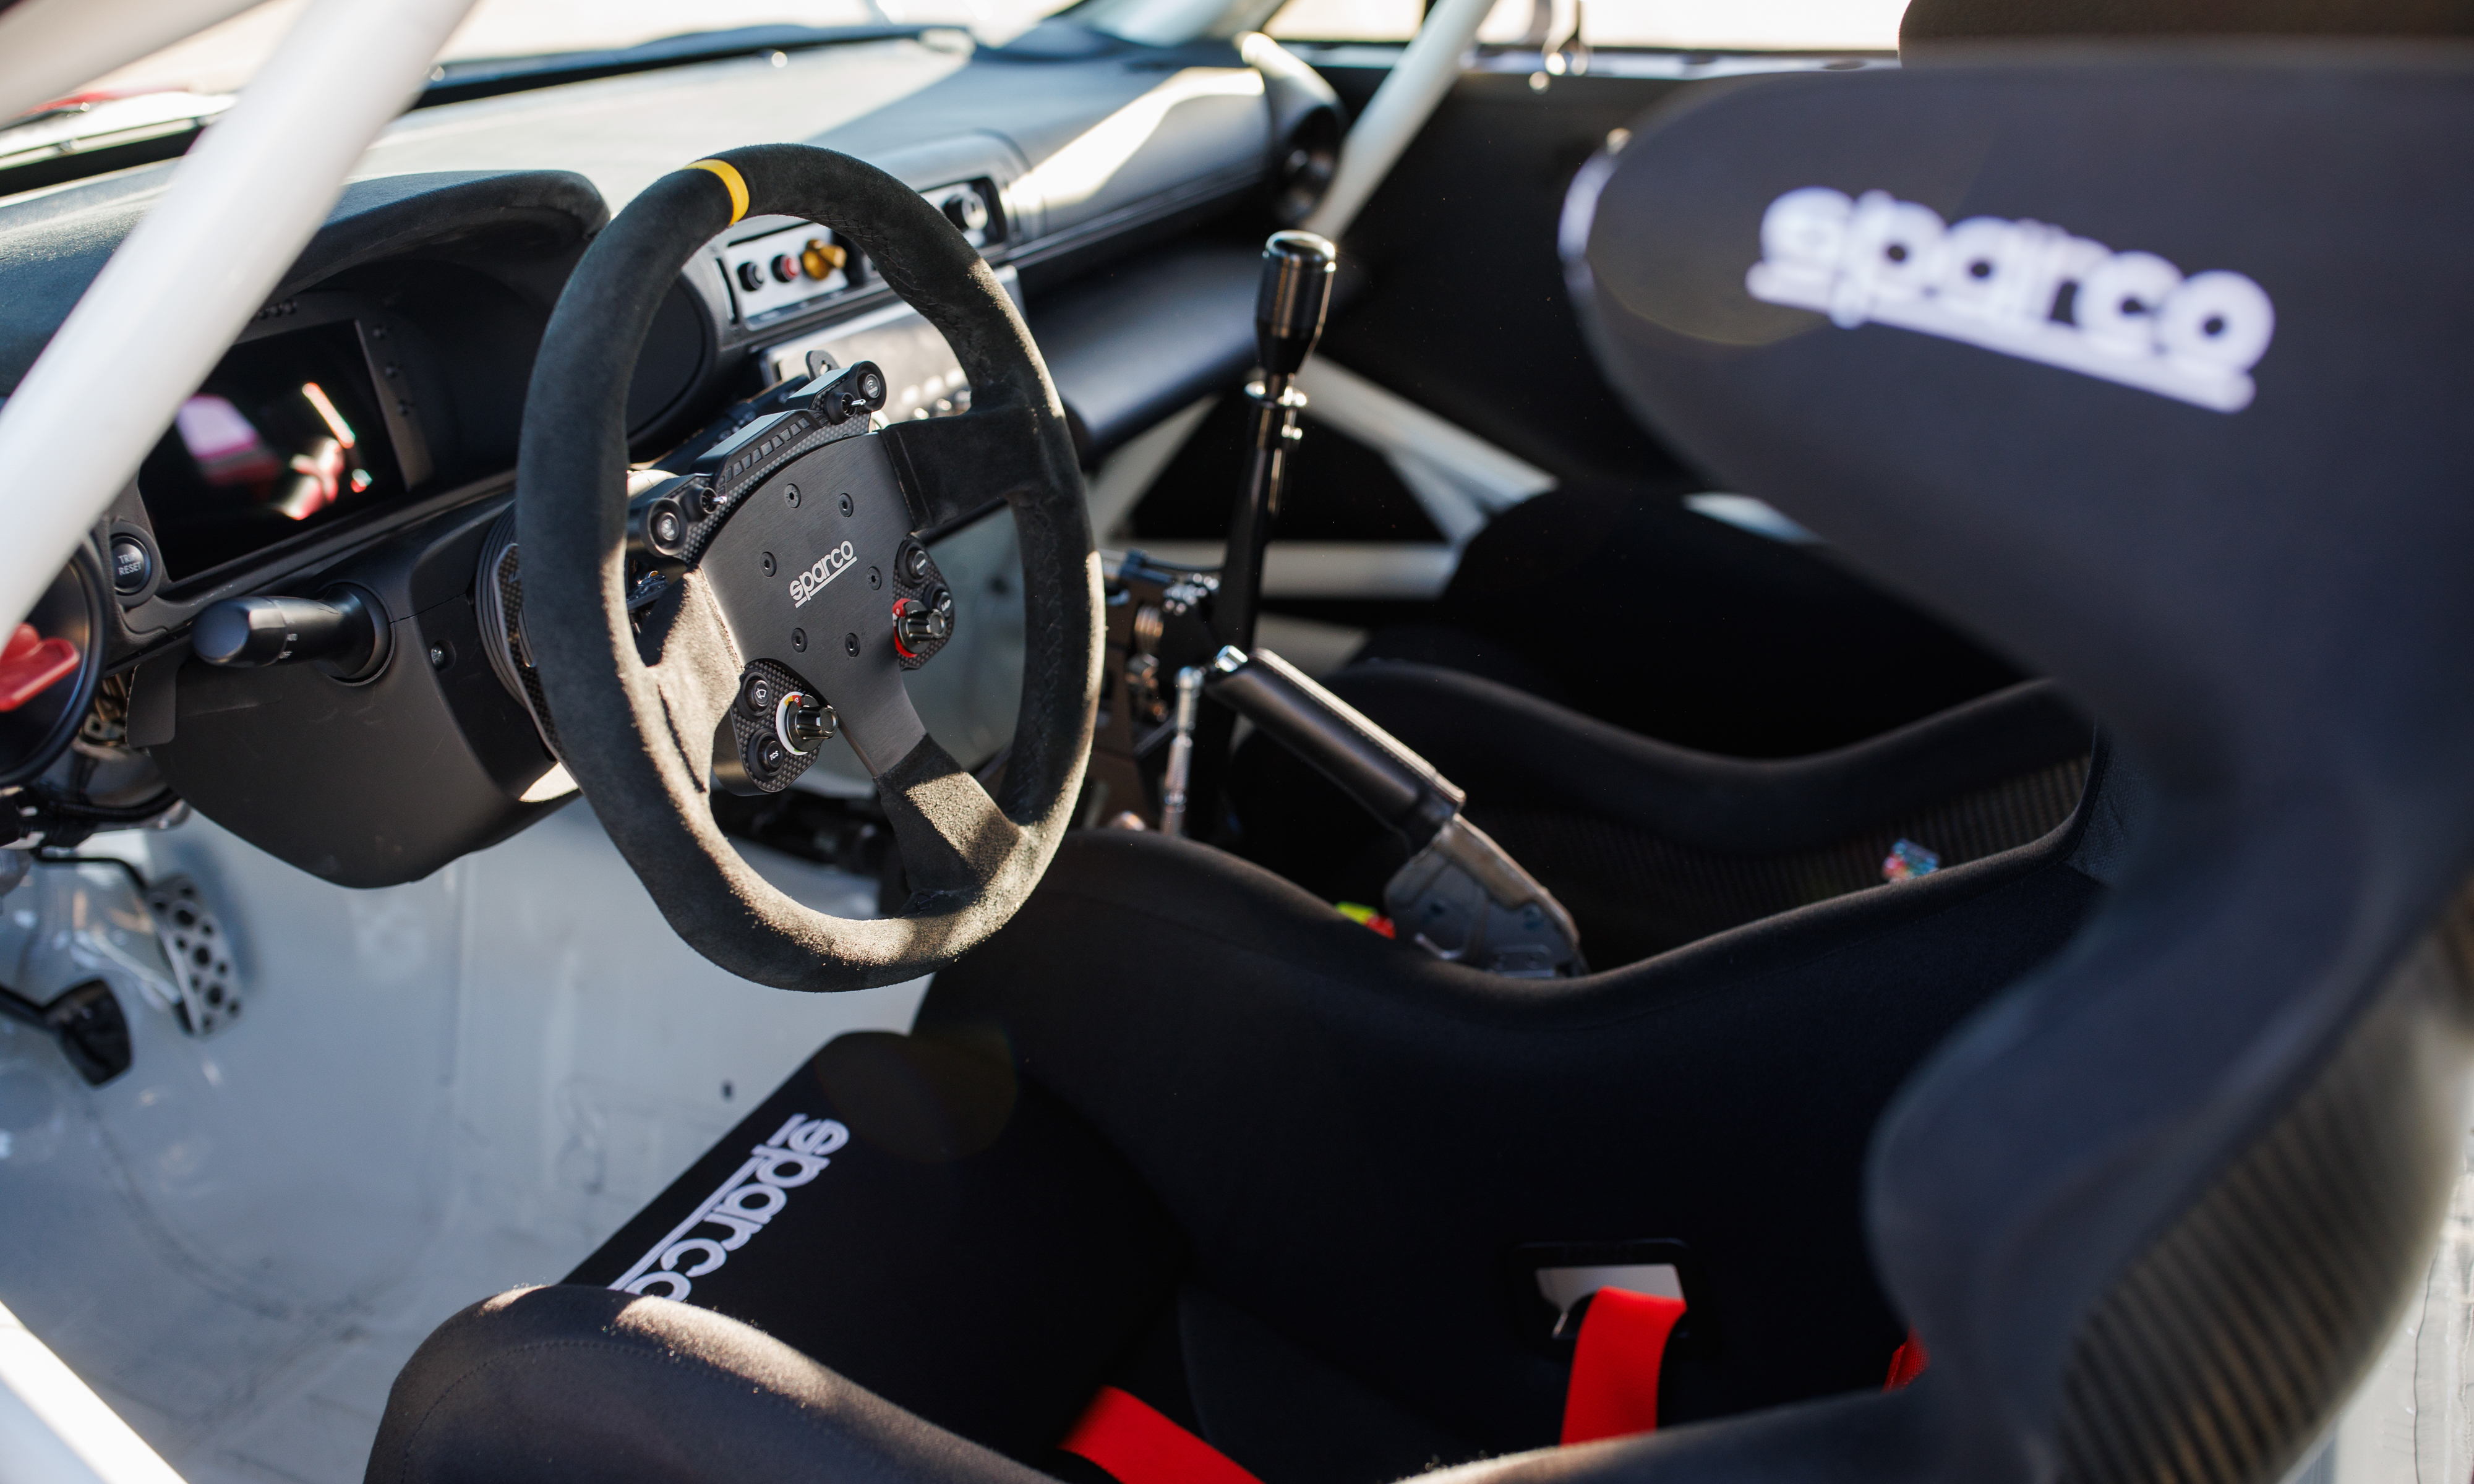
[137,321,408,582]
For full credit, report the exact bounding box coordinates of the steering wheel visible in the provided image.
[516,145,1100,992]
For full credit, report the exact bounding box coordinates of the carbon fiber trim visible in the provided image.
[717,658,831,795]
[2053,884,2474,1484]
[672,404,876,569]
[476,508,562,761]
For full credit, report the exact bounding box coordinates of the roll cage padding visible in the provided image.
[516,145,1098,991]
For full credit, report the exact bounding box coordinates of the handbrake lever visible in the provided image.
[1206,646,1586,978]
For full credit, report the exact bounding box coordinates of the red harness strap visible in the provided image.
[1564,1295,1926,1446]
[1884,1330,1929,1390]
[1060,1385,1264,1484]
[1560,1288,1690,1445]
[1067,1309,1925,1475]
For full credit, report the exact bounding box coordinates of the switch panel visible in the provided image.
[714,184,1002,327]
[718,217,854,325]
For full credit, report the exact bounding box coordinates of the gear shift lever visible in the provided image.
[1170,231,1334,842]
[1215,230,1336,652]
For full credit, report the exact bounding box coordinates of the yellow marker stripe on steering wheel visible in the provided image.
[688,158,749,224]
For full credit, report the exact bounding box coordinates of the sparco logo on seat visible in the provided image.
[1745,187,2275,412]
[790,541,857,607]
[610,1113,848,1300]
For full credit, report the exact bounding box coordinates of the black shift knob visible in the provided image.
[1255,230,1337,378]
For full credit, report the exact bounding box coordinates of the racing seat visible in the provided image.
[1233,672,2091,966]
[367,48,2474,1484]
[1343,475,2031,759]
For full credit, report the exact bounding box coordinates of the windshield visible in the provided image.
[1267,0,1909,50]
[54,0,1066,104]
[41,0,1904,128]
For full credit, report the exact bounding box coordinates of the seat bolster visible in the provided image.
[364,1285,1051,1484]
[1319,667,2091,855]
[1424,1388,1933,1483]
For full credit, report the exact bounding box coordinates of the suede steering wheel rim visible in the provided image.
[516,145,1100,992]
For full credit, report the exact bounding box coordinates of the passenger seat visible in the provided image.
[1232,672,2090,966]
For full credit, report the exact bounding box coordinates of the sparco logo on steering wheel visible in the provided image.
[789,541,857,608]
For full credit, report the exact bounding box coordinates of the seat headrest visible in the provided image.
[1901,0,2474,51]
[1565,48,2474,1484]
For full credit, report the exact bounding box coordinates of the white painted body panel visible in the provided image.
[0,805,918,1483]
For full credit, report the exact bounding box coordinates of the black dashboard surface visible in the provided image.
[0,26,1289,884]
[0,35,1271,398]
[0,30,1278,623]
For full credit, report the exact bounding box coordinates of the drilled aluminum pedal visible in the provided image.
[146,876,241,1036]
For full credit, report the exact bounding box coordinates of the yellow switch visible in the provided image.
[801,239,846,279]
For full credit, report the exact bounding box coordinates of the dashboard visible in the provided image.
[0,26,1338,885]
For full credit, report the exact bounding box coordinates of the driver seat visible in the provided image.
[366,46,2474,1484]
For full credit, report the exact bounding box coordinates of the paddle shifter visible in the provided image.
[1215,229,1336,652]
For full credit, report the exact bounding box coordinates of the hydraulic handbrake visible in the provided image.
[1207,645,1586,978]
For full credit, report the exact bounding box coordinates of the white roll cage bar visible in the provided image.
[0,0,482,638]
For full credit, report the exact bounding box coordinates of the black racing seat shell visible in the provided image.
[1235,669,2091,965]
[369,48,2474,1484]
[1565,42,2474,1483]
[373,769,2118,1482]
[1339,475,2032,761]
